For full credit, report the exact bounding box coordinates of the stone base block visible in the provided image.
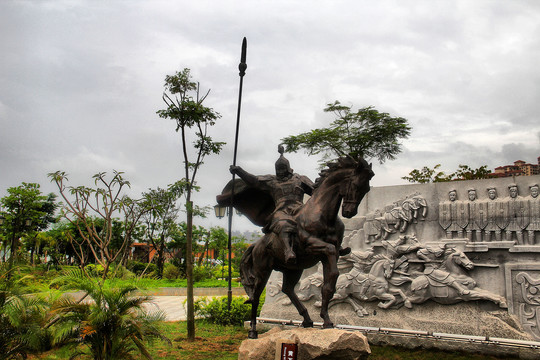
[238,327,370,360]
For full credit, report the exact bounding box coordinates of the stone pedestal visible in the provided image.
[238,327,371,360]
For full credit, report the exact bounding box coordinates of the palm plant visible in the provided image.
[0,266,51,360]
[50,269,169,360]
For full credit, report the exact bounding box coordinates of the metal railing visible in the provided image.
[256,317,540,350]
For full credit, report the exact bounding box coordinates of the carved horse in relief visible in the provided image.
[234,157,374,338]
[408,248,507,307]
[330,254,412,316]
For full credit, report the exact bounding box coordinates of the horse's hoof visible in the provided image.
[323,322,334,329]
[248,330,258,339]
[302,321,314,328]
[404,300,412,309]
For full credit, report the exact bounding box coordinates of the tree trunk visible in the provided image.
[186,200,195,341]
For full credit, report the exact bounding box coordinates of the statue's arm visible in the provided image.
[230,166,259,186]
[300,175,315,196]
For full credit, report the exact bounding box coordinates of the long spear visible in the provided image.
[228,37,247,310]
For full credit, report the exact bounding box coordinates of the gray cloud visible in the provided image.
[1,0,539,231]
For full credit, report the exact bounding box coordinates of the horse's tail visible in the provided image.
[240,244,256,303]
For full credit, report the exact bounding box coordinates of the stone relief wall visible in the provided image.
[260,175,540,341]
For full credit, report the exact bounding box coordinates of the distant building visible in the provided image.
[491,157,540,177]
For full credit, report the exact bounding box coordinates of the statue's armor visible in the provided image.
[529,196,540,231]
[418,247,458,286]
[468,200,483,231]
[258,173,313,234]
[507,196,530,231]
[484,199,499,231]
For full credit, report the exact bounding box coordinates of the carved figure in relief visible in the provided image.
[439,190,468,238]
[363,210,382,243]
[415,244,471,296]
[484,187,503,241]
[382,234,421,259]
[331,254,412,312]
[409,194,428,222]
[466,188,484,242]
[376,205,406,239]
[527,184,539,245]
[362,194,427,242]
[504,184,530,244]
[409,246,507,307]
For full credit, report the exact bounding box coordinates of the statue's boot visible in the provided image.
[452,281,470,295]
[339,247,351,256]
[282,233,296,264]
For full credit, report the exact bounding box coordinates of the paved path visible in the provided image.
[143,296,220,321]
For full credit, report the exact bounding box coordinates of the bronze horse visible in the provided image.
[220,157,373,338]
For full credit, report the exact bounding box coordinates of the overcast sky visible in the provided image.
[1,0,539,231]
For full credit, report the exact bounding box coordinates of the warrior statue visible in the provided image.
[228,145,315,263]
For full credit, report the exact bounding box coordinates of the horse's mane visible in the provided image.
[313,156,371,190]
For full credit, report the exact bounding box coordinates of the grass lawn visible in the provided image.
[29,320,512,360]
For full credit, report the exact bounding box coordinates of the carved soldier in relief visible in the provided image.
[484,186,502,241]
[466,188,484,242]
[505,183,530,244]
[416,244,471,296]
[439,189,468,238]
[528,184,539,245]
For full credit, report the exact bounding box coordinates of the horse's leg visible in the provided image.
[389,288,412,308]
[243,241,273,339]
[282,269,313,328]
[339,296,369,317]
[247,270,271,339]
[320,248,339,328]
[375,287,397,309]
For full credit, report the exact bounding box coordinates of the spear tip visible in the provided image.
[239,37,247,76]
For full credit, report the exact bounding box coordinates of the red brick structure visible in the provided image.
[491,157,540,177]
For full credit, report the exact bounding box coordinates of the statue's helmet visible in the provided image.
[275,144,293,175]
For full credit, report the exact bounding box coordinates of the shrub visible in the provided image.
[194,295,263,326]
[127,261,157,276]
[212,265,239,279]
[193,265,213,282]
[163,263,181,280]
[84,264,104,278]
[111,264,135,280]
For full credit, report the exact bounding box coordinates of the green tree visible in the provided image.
[50,269,168,360]
[157,68,225,340]
[0,183,57,275]
[140,182,183,278]
[281,101,411,163]
[452,164,493,181]
[48,171,147,280]
[402,164,493,183]
[400,164,452,183]
[231,235,249,272]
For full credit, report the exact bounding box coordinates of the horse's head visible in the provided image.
[341,157,375,218]
[383,258,395,279]
[448,248,474,271]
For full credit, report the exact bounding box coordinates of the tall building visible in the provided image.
[491,157,540,177]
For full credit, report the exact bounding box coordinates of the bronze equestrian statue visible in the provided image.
[217,147,374,338]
